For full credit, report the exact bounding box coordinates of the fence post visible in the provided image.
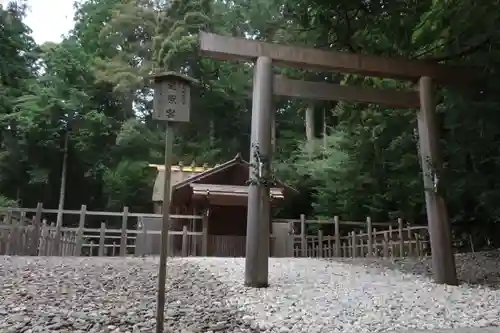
[70,233,75,255]
[39,220,48,256]
[10,210,21,255]
[351,231,357,258]
[202,212,208,256]
[383,231,389,257]
[182,225,188,257]
[30,203,43,256]
[334,216,340,257]
[317,229,323,258]
[75,205,86,256]
[366,217,373,257]
[141,221,148,256]
[398,218,404,257]
[357,229,364,257]
[63,234,69,256]
[90,241,95,256]
[287,221,295,257]
[415,233,421,258]
[5,211,13,255]
[52,212,63,256]
[300,214,306,257]
[48,223,55,256]
[120,206,129,256]
[98,222,105,257]
[407,225,413,257]
[388,225,394,257]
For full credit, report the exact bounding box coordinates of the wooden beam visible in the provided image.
[416,76,457,285]
[199,32,474,84]
[273,76,420,109]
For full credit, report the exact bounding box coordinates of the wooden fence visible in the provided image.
[0,204,429,259]
[282,215,429,259]
[0,204,207,257]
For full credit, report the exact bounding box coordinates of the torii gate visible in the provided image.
[199,32,475,287]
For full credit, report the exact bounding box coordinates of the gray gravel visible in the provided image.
[0,256,262,333]
[191,256,500,333]
[335,250,500,289]
[1,254,500,333]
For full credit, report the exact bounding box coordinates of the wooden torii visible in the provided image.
[199,32,475,287]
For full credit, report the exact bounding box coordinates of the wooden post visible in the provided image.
[48,222,55,256]
[98,222,105,257]
[30,203,43,256]
[334,216,340,257]
[287,221,295,257]
[351,231,357,258]
[415,234,421,258]
[300,214,307,257]
[398,218,404,257]
[113,242,117,256]
[407,225,413,257]
[342,242,347,257]
[120,206,129,256]
[5,216,13,255]
[5,210,13,255]
[156,122,176,333]
[190,207,196,255]
[11,212,20,255]
[245,56,273,288]
[75,205,86,256]
[417,76,457,285]
[383,231,389,257]
[182,225,188,257]
[60,234,65,256]
[141,222,148,256]
[53,211,64,256]
[20,226,27,255]
[317,229,323,258]
[90,241,95,257]
[356,229,362,257]
[366,217,373,257]
[65,234,69,256]
[202,211,208,256]
[39,220,48,256]
[388,225,394,258]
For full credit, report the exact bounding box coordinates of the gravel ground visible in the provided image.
[334,250,500,289]
[191,254,500,333]
[1,254,500,333]
[0,257,262,333]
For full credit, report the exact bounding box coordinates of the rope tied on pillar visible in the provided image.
[247,142,276,188]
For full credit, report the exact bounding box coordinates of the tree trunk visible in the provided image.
[305,104,315,142]
[305,103,315,155]
[322,108,327,148]
[56,129,70,227]
[209,119,215,148]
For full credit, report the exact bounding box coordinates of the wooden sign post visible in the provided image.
[150,71,197,333]
[199,31,475,286]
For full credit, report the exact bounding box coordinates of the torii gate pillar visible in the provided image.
[417,76,457,285]
[245,56,273,287]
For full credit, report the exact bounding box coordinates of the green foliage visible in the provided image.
[0,195,19,208]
